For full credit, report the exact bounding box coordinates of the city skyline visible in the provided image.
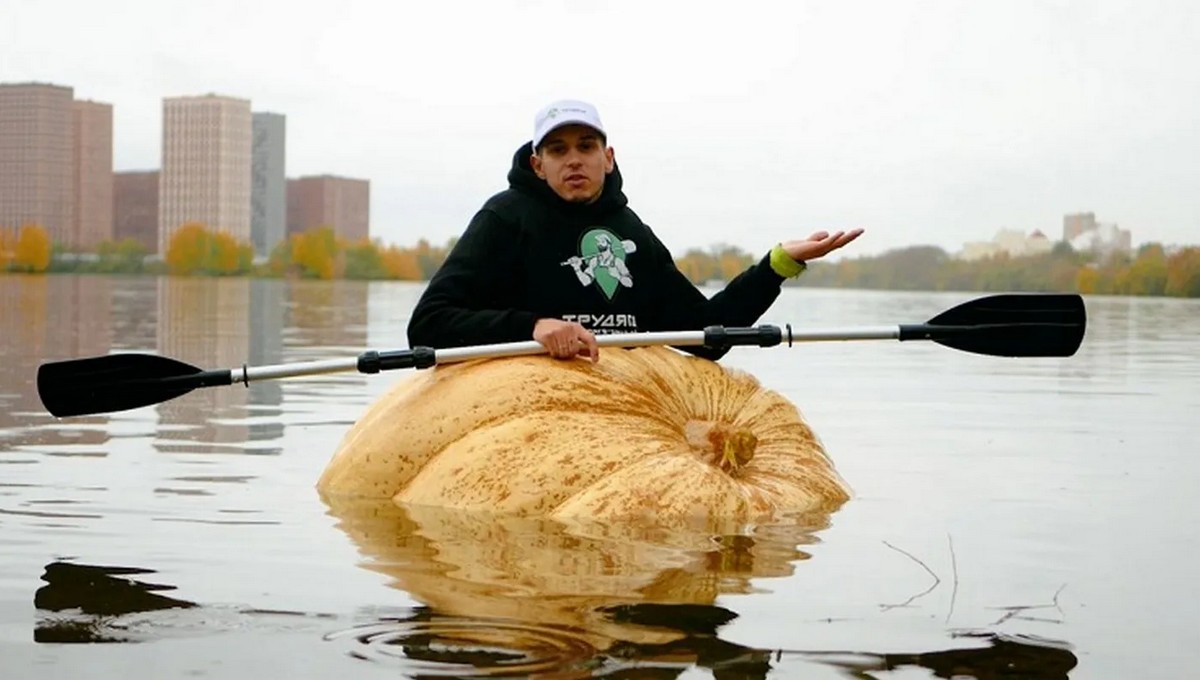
[4,0,1195,259]
[1,82,371,256]
[6,76,1185,261]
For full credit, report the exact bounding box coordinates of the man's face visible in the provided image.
[530,125,614,203]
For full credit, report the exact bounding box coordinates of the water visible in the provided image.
[0,274,1196,679]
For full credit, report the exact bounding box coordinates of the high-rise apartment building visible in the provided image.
[1062,212,1097,242]
[159,94,251,254]
[0,83,114,250]
[0,83,75,244]
[73,100,114,249]
[251,112,286,257]
[114,170,159,253]
[286,175,370,242]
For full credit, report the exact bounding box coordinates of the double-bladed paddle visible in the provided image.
[36,292,1086,418]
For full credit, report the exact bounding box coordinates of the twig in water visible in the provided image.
[945,533,959,624]
[879,540,941,612]
[989,583,1068,625]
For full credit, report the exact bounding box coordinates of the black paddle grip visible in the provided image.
[357,347,437,373]
[702,325,783,348]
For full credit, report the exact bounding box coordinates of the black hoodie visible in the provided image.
[406,142,788,361]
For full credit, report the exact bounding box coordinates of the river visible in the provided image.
[1,274,1196,678]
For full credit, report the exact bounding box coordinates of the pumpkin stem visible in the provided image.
[685,421,757,474]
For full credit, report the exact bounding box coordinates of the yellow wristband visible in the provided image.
[769,244,807,278]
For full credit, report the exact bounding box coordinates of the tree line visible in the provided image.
[3,222,1198,298]
[793,241,1200,298]
[0,223,455,281]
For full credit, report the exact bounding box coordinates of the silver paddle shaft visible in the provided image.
[229,325,901,385]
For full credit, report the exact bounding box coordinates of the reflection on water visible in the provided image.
[784,632,1077,679]
[34,561,196,643]
[0,275,369,456]
[30,528,1078,679]
[32,560,337,645]
[0,276,113,452]
[317,496,1078,678]
[319,496,833,651]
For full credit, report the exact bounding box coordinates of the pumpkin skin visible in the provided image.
[316,346,851,524]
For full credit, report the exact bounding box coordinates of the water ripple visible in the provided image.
[323,614,600,677]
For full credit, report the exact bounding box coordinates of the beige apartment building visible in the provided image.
[286,175,370,242]
[0,83,74,243]
[73,99,114,249]
[0,82,113,249]
[114,170,159,253]
[159,94,251,254]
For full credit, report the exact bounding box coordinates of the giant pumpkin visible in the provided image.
[316,346,851,523]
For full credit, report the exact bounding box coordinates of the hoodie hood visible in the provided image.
[505,142,628,216]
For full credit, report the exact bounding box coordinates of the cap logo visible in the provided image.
[533,100,604,147]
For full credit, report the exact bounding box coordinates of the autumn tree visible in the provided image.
[10,224,53,273]
[713,245,754,281]
[380,245,423,280]
[165,223,209,275]
[290,226,342,279]
[165,223,253,276]
[1075,265,1100,295]
[675,248,718,284]
[1165,247,1200,297]
[1122,244,1169,296]
[343,238,388,280]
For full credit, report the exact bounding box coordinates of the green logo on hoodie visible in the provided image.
[561,228,637,300]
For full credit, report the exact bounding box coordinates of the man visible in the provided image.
[406,99,863,363]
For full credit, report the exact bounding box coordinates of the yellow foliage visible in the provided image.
[165,222,252,276]
[12,224,52,273]
[381,245,423,280]
[674,251,717,284]
[672,247,754,284]
[165,223,211,275]
[212,232,240,273]
[1075,265,1098,294]
[1165,247,1200,297]
[291,226,342,279]
[718,251,752,280]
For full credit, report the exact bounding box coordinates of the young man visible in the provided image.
[406,99,863,362]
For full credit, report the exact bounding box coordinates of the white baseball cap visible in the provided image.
[531,99,606,150]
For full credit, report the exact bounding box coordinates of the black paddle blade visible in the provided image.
[900,293,1087,357]
[37,353,220,418]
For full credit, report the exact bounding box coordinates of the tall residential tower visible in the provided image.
[158,94,251,253]
[73,99,114,248]
[0,82,113,248]
[251,112,286,258]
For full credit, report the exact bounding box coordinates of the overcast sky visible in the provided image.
[5,0,1197,257]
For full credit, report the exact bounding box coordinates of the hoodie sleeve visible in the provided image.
[406,209,539,349]
[641,230,786,361]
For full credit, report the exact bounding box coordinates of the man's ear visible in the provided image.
[604,146,615,174]
[530,152,546,179]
